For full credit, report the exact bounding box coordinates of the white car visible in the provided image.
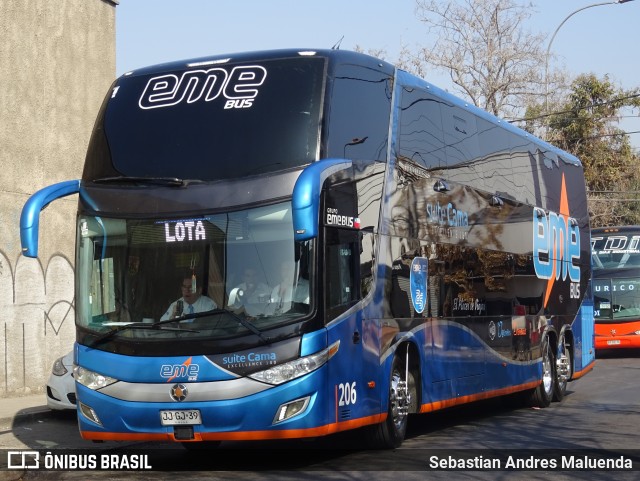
[46,350,76,410]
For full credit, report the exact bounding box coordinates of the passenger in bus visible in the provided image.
[268,260,310,314]
[227,266,271,314]
[160,273,216,322]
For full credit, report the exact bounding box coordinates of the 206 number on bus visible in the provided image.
[338,382,357,406]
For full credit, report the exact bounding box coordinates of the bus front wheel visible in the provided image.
[368,355,416,449]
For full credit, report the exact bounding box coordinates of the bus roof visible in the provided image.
[120,48,395,78]
[118,47,581,171]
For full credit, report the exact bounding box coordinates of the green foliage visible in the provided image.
[530,74,640,227]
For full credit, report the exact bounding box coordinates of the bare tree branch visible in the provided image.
[409,0,550,117]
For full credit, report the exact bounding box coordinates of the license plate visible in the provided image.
[160,410,202,426]
[607,340,621,345]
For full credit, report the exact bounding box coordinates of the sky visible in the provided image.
[115,0,640,144]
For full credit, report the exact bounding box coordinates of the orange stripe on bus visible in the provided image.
[571,360,596,380]
[335,384,338,424]
[419,381,540,413]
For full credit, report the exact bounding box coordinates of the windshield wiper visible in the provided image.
[90,322,199,347]
[213,308,271,344]
[90,308,270,346]
[93,176,204,187]
[207,308,271,344]
[150,309,269,343]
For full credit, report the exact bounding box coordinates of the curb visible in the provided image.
[0,406,53,426]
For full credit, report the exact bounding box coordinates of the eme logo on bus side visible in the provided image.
[138,65,267,110]
[532,207,581,299]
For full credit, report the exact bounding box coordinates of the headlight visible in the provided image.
[249,340,339,385]
[51,357,68,377]
[74,366,118,390]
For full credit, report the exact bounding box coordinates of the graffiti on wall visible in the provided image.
[0,251,75,396]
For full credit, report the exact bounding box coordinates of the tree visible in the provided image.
[526,74,640,227]
[406,0,551,117]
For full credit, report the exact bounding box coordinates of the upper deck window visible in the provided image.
[324,63,392,163]
[95,57,325,181]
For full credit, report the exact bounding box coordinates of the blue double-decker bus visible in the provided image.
[20,49,594,448]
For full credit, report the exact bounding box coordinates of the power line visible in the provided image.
[584,130,640,139]
[545,130,640,141]
[507,92,640,123]
[589,198,640,202]
[590,190,640,194]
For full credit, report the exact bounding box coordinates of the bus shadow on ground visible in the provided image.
[596,348,640,359]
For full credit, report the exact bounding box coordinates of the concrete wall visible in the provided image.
[0,0,117,397]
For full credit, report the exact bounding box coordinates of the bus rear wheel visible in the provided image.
[529,335,555,408]
[368,355,416,449]
[554,332,572,402]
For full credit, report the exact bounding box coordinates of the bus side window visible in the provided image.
[359,229,375,299]
[325,228,360,321]
[398,86,446,170]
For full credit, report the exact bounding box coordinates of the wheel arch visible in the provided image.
[542,326,558,356]
[558,324,575,380]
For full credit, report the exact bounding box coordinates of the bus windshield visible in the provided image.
[75,201,313,341]
[89,56,325,182]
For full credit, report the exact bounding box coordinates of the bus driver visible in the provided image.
[160,273,216,321]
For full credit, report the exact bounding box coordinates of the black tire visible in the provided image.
[367,355,416,449]
[529,335,555,408]
[554,332,572,402]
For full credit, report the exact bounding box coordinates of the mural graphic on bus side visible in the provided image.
[410,257,428,314]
